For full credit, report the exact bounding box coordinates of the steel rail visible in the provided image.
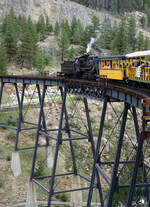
[0,74,150,103]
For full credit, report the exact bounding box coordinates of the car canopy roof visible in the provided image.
[126,50,150,58]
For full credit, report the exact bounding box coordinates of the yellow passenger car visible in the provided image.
[126,50,150,82]
[99,55,126,80]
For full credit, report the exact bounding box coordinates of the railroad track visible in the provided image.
[1,74,150,101]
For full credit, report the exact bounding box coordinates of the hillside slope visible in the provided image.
[1,0,118,26]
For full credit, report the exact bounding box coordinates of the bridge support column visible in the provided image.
[126,133,144,206]
[126,106,150,206]
[0,81,4,106]
[87,97,108,207]
[29,85,97,207]
[30,84,47,180]
[14,83,26,152]
[107,102,130,206]
[46,145,54,169]
[36,84,50,168]
[11,151,22,177]
[11,83,26,176]
[87,100,150,207]
[26,182,38,207]
[71,175,83,207]
[11,83,49,176]
[83,96,104,207]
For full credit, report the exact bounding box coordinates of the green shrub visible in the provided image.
[7,114,18,126]
[56,193,69,202]
[34,160,45,177]
[6,154,11,161]
[5,131,16,140]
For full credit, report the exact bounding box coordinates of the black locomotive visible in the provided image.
[61,53,99,80]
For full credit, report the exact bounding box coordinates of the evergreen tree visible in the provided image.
[17,22,38,69]
[127,16,137,52]
[17,15,27,38]
[80,25,93,50]
[67,46,76,61]
[45,15,53,35]
[111,17,128,54]
[91,15,100,37]
[100,17,113,50]
[0,40,8,75]
[3,9,19,59]
[71,18,84,45]
[27,17,38,44]
[57,28,70,61]
[143,37,150,50]
[36,15,46,41]
[54,21,60,37]
[61,20,71,40]
[70,16,79,43]
[35,48,48,75]
[136,32,145,50]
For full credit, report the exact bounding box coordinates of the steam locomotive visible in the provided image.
[60,53,99,80]
[60,51,150,87]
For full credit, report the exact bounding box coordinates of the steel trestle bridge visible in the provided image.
[0,74,150,207]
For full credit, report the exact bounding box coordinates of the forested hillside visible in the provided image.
[71,0,150,26]
[0,8,150,75]
[70,0,150,14]
[0,0,150,75]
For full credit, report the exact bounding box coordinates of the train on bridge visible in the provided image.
[60,50,150,87]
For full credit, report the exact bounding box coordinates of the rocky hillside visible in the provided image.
[0,0,118,26]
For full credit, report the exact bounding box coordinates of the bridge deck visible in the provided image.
[0,74,150,110]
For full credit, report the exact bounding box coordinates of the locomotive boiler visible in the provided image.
[61,53,99,80]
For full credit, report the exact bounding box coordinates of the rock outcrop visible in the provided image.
[1,0,117,26]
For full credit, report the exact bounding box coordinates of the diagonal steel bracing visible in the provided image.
[29,85,99,207]
[0,76,150,206]
[87,96,108,207]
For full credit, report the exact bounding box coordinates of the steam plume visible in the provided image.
[86,37,95,53]
[86,33,101,53]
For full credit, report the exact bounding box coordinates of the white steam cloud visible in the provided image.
[86,33,101,53]
[86,37,95,53]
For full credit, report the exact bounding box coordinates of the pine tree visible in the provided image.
[71,18,84,45]
[27,17,38,44]
[100,17,113,50]
[61,20,71,40]
[143,37,150,50]
[136,32,145,50]
[70,16,78,43]
[80,25,93,50]
[17,15,27,37]
[91,15,100,37]
[127,16,137,52]
[17,22,38,69]
[45,15,53,35]
[3,9,19,59]
[36,15,46,41]
[54,21,60,37]
[111,17,128,54]
[0,40,8,75]
[67,46,76,61]
[35,48,47,75]
[57,28,70,61]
